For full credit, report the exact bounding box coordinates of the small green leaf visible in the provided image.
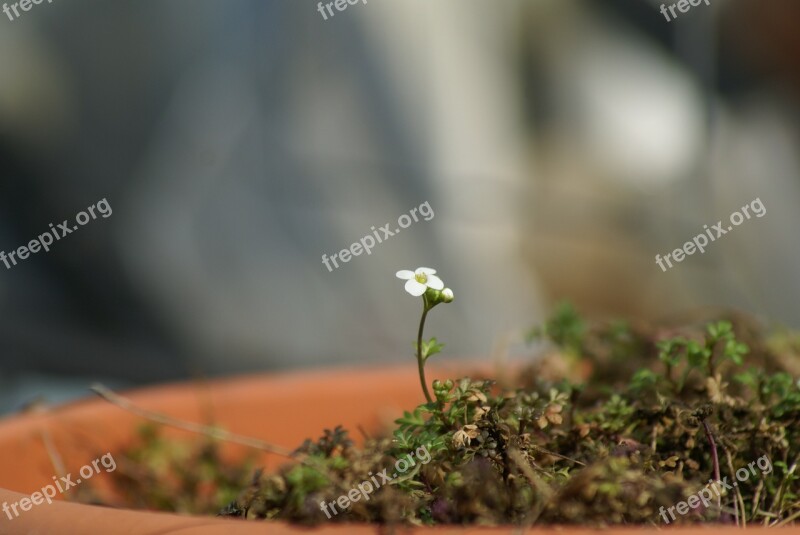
[686,341,711,368]
[657,339,683,367]
[421,337,445,360]
[395,407,426,427]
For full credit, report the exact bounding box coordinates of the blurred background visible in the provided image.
[0,0,798,413]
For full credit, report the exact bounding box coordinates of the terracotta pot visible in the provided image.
[0,365,786,534]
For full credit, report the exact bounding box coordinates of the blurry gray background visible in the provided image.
[1,0,799,413]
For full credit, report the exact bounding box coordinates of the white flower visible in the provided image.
[395,267,444,296]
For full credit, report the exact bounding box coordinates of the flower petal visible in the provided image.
[416,267,437,275]
[426,274,444,290]
[405,279,427,296]
[396,270,415,280]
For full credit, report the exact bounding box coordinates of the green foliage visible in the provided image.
[589,394,635,433]
[733,367,760,389]
[284,464,330,509]
[527,301,585,354]
[106,424,255,515]
[765,372,800,417]
[393,378,491,458]
[685,339,711,368]
[629,368,660,393]
[419,337,445,360]
[107,306,800,528]
[707,321,749,365]
[395,406,430,430]
[762,371,794,399]
[650,320,751,396]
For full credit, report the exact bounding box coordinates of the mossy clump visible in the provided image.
[233,307,798,526]
[107,306,800,527]
[108,424,254,514]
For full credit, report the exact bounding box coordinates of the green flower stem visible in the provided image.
[417,296,434,404]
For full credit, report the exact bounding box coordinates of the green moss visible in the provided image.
[107,308,800,527]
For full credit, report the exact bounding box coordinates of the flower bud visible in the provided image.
[441,288,454,303]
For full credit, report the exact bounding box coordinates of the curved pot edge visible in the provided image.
[0,364,787,534]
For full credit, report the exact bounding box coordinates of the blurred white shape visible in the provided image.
[552,15,706,188]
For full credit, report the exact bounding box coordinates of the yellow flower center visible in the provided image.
[415,272,428,284]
